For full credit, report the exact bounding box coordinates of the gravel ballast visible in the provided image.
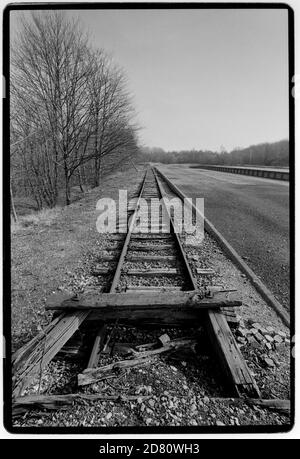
[11,164,291,429]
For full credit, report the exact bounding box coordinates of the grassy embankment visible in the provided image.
[10,165,145,352]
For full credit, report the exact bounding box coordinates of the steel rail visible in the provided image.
[87,169,148,368]
[153,167,260,398]
[152,167,197,291]
[109,170,148,293]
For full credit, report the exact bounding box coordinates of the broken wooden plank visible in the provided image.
[12,311,89,397]
[111,342,136,356]
[13,394,290,417]
[87,322,107,368]
[205,310,260,397]
[12,314,63,370]
[126,286,182,292]
[129,337,197,359]
[245,398,290,415]
[112,337,194,357]
[136,342,157,351]
[131,234,172,240]
[78,356,156,386]
[78,338,197,386]
[126,254,176,262]
[201,397,290,416]
[206,397,290,415]
[13,393,152,416]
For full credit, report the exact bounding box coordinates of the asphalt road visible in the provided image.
[158,164,290,310]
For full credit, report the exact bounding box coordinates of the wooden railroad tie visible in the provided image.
[92,266,180,276]
[44,290,244,331]
[12,395,290,417]
[46,290,242,319]
[124,268,179,276]
[131,234,172,240]
[126,286,182,292]
[126,254,176,262]
[130,243,174,251]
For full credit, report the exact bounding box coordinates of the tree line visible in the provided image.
[139,139,289,167]
[10,12,139,213]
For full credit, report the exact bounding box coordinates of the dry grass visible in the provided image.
[10,165,146,352]
[12,207,63,233]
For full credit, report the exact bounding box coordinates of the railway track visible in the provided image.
[12,166,261,416]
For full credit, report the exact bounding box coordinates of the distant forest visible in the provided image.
[139,139,289,167]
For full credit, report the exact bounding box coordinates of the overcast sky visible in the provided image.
[11,8,289,152]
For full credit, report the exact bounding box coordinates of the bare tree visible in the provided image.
[11,12,93,205]
[86,50,138,187]
[11,11,139,207]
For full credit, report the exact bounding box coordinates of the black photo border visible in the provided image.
[2,2,295,435]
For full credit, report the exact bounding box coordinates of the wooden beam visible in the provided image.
[12,315,63,370]
[78,338,197,386]
[46,291,242,311]
[125,268,178,276]
[12,311,89,397]
[79,356,155,386]
[205,310,260,397]
[126,254,176,262]
[13,394,289,417]
[13,393,152,416]
[86,322,107,368]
